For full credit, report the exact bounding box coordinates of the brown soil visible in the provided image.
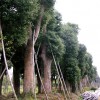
[0,95,15,100]
[37,93,79,100]
[0,93,79,100]
[0,93,15,100]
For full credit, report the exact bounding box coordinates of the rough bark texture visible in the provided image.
[23,34,34,94]
[34,5,44,44]
[23,5,44,94]
[41,45,52,93]
[13,67,20,95]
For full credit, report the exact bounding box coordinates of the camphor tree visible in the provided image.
[78,44,97,89]
[84,53,97,83]
[0,0,39,95]
[23,0,55,94]
[61,23,81,93]
[78,44,87,78]
[36,11,64,93]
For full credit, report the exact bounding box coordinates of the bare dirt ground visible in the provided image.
[37,93,79,100]
[0,95,15,100]
[0,93,79,100]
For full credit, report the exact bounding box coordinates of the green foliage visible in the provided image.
[19,92,34,100]
[38,31,64,60]
[84,53,97,81]
[45,31,65,59]
[47,11,62,34]
[78,45,97,82]
[65,65,81,84]
[37,11,64,60]
[40,0,55,8]
[88,66,97,81]
[90,87,97,91]
[61,23,81,90]
[1,0,39,46]
[78,44,87,77]
[0,0,39,61]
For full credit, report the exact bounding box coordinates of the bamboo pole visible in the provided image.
[58,62,71,100]
[0,22,18,100]
[0,67,6,80]
[49,42,67,100]
[34,53,49,100]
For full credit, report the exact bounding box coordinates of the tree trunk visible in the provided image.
[41,45,52,93]
[23,32,34,94]
[65,81,71,93]
[58,82,62,92]
[44,59,52,93]
[23,5,44,94]
[34,5,44,44]
[13,67,20,95]
[71,83,77,93]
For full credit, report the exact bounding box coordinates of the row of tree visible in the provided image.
[0,0,97,98]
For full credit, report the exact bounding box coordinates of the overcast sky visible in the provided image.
[55,0,100,76]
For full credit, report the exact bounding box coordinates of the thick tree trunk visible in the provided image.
[41,45,52,93]
[13,67,20,95]
[23,5,44,94]
[44,59,52,93]
[23,34,34,94]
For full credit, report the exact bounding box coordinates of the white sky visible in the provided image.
[55,0,100,76]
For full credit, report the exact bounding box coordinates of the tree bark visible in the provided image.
[34,5,44,44]
[13,67,20,95]
[23,5,44,94]
[41,45,52,93]
[71,83,77,93]
[23,28,34,93]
